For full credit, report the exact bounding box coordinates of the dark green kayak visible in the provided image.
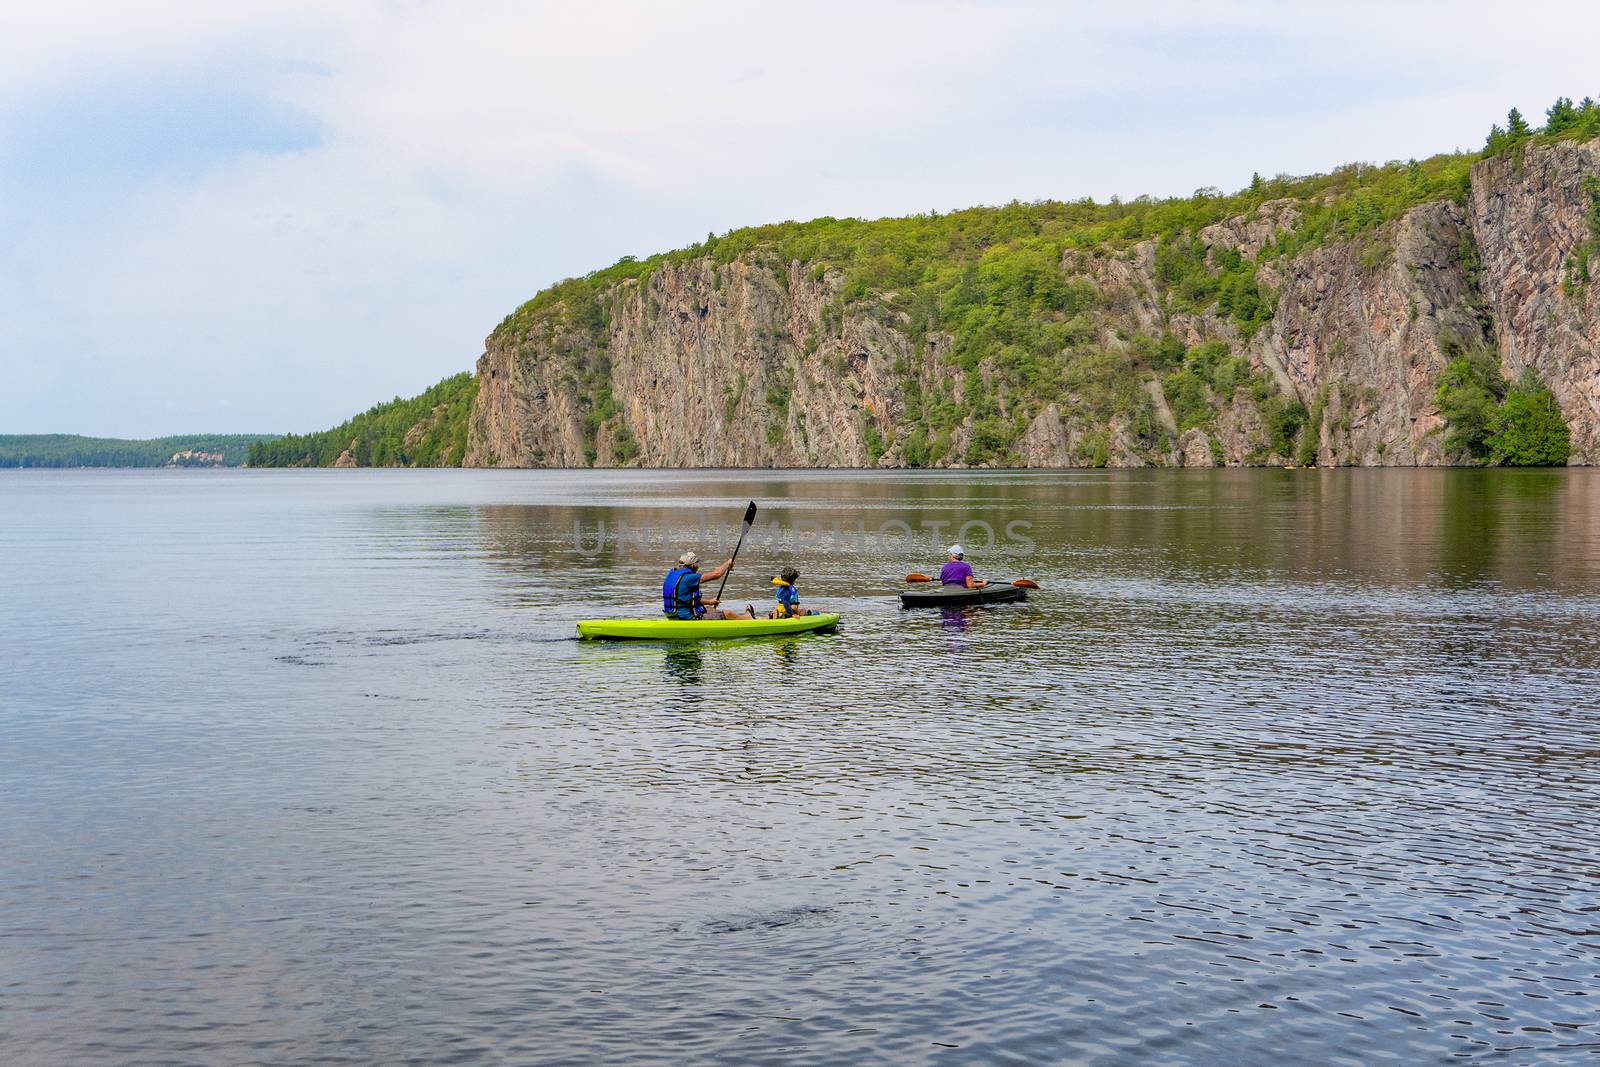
[900,585,1027,608]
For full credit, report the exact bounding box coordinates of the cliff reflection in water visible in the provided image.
[464,472,1600,676]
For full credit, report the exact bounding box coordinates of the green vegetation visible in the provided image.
[1484,97,1600,157]
[1434,345,1506,461]
[1435,350,1571,466]
[1487,370,1572,466]
[1160,340,1242,433]
[1155,238,1275,336]
[1261,394,1309,456]
[0,434,275,468]
[1161,363,1212,433]
[247,373,475,467]
[723,372,746,422]
[902,426,930,468]
[1564,175,1600,297]
[1298,390,1327,467]
[863,420,888,465]
[511,144,1487,351]
[1158,338,1312,457]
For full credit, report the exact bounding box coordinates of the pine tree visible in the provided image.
[1545,96,1579,135]
[1579,98,1600,139]
[1507,107,1531,138]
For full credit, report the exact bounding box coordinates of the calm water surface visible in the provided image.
[4,468,1600,1065]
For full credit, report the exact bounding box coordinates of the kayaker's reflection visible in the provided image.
[940,606,978,631]
[662,645,705,691]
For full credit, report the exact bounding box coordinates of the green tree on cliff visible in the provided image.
[1486,370,1571,466]
[1506,107,1531,139]
[1434,349,1505,460]
[1579,98,1600,139]
[1544,97,1580,135]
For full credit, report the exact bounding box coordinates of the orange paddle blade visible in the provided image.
[905,573,935,583]
[1010,579,1040,589]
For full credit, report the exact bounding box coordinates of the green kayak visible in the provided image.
[576,612,841,641]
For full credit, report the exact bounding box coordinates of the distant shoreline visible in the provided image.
[0,433,279,469]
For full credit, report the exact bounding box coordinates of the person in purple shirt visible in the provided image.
[938,545,988,589]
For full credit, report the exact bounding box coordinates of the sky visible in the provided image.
[1,1,1596,437]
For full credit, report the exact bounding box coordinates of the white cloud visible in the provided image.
[1,0,1596,435]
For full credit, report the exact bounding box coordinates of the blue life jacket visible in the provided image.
[662,566,702,619]
[774,582,800,615]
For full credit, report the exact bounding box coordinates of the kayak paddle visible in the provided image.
[905,573,1039,589]
[714,500,759,604]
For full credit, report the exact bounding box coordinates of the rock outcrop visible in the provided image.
[1253,200,1488,465]
[466,260,931,468]
[164,449,226,467]
[463,138,1600,468]
[1469,139,1600,461]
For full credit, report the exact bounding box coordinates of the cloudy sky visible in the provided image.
[2,1,1595,437]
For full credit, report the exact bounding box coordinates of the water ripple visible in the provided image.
[3,468,1599,1064]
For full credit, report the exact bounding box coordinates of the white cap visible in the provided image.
[947,544,964,558]
[679,550,700,567]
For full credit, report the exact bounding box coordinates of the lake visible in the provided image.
[4,468,1600,1064]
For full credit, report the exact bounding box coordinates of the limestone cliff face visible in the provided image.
[465,139,1600,468]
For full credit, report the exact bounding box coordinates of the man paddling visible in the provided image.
[939,544,989,590]
[663,551,753,619]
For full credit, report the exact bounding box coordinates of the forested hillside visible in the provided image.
[246,373,474,467]
[0,434,277,468]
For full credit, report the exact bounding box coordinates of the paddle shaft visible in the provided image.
[713,501,759,603]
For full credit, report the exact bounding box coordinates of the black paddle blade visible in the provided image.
[743,501,758,526]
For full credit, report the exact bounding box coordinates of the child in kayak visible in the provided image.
[768,567,810,617]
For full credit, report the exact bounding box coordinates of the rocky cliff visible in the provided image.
[1471,140,1600,460]
[461,136,1598,469]
[465,259,924,468]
